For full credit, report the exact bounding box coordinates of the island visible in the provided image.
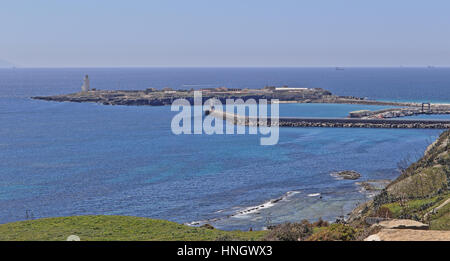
[32,85,357,106]
[32,79,450,117]
[32,83,450,129]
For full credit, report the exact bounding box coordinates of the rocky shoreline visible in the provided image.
[278,119,450,129]
[346,129,450,239]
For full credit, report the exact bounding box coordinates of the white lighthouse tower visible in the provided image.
[81,75,90,92]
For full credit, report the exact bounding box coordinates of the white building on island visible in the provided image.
[81,75,90,92]
[274,87,308,91]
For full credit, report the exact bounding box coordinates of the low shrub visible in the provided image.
[374,206,393,219]
[306,224,357,241]
[312,217,329,227]
[200,224,215,230]
[263,220,313,241]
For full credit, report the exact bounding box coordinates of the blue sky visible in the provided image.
[1,0,449,67]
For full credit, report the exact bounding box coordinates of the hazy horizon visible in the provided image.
[3,66,450,69]
[2,0,450,67]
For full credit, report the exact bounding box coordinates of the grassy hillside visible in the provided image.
[349,130,450,230]
[0,215,266,241]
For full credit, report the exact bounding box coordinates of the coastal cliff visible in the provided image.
[264,130,450,241]
[265,129,449,241]
[348,129,450,231]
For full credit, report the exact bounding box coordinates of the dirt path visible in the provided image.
[424,198,450,220]
[365,229,450,241]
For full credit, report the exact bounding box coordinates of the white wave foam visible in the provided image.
[330,172,344,180]
[228,190,301,218]
[186,190,301,226]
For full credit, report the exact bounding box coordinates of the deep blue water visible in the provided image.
[0,68,449,230]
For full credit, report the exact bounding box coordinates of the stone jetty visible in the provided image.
[206,109,450,129]
[349,104,450,119]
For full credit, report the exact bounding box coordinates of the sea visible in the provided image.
[0,67,449,230]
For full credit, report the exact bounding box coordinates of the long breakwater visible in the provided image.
[206,109,450,129]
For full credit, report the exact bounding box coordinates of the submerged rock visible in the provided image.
[356,180,390,191]
[357,181,376,191]
[334,170,361,180]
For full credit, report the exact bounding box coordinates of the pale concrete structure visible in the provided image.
[275,87,308,91]
[81,75,90,92]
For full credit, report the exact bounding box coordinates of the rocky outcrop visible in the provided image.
[348,130,450,234]
[356,180,390,192]
[334,170,361,180]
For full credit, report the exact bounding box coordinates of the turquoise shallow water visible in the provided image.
[0,68,448,230]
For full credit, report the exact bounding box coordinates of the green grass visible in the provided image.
[0,215,266,241]
[430,202,450,230]
[379,193,450,231]
[383,194,449,218]
[387,166,447,199]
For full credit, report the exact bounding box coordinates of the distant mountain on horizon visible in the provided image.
[0,59,16,68]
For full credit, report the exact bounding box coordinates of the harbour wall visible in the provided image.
[207,109,450,129]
